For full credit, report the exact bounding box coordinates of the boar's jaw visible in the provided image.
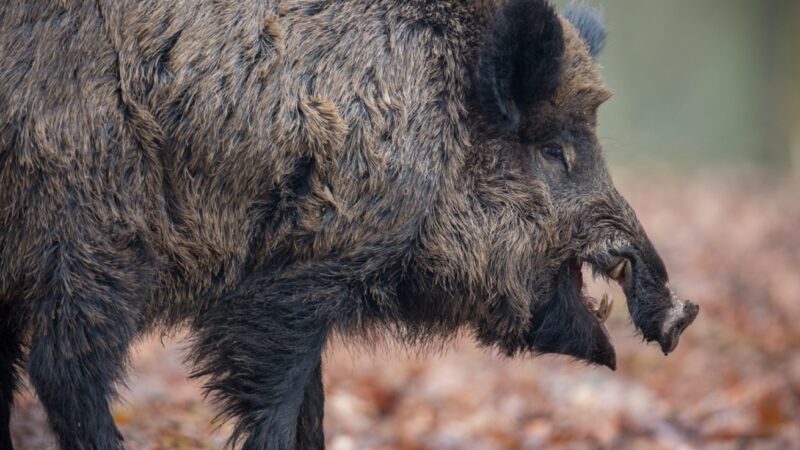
[525,258,617,370]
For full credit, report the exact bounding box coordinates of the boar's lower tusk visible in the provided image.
[596,293,613,323]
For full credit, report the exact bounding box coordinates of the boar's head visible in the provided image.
[404,1,698,370]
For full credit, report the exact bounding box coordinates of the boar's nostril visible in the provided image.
[659,300,699,355]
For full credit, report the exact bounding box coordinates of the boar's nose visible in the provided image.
[657,289,699,354]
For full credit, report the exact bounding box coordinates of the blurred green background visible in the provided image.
[554,0,800,173]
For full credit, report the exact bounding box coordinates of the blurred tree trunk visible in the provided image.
[788,5,800,178]
[763,0,800,177]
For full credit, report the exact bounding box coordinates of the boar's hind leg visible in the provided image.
[0,302,24,450]
[26,251,139,450]
[191,277,341,450]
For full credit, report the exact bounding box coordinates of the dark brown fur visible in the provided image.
[0,1,697,448]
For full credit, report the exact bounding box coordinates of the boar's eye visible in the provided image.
[540,143,568,171]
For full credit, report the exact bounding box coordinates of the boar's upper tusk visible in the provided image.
[609,259,630,281]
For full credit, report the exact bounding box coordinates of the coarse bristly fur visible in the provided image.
[0,1,698,449]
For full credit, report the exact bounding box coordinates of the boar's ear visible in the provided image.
[476,0,565,135]
[564,4,606,59]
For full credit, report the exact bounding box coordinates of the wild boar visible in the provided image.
[0,0,698,448]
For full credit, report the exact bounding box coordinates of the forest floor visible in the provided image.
[10,170,800,449]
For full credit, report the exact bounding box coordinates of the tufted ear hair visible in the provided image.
[476,0,565,135]
[564,4,606,59]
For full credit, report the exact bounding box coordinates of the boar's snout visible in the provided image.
[569,185,699,363]
[603,239,699,355]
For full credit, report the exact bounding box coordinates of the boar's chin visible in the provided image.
[525,258,617,370]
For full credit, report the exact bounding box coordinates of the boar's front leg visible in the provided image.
[190,276,343,450]
[0,302,24,450]
[294,360,325,450]
[25,245,142,450]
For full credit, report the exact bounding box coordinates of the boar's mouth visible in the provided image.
[527,250,699,370]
